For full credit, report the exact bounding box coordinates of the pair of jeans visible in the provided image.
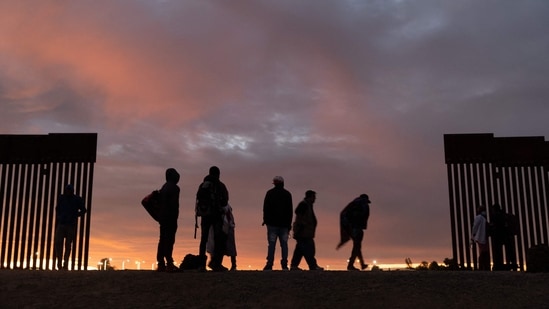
[477,242,490,271]
[290,237,318,269]
[200,214,226,268]
[54,224,76,269]
[157,221,178,266]
[349,228,365,267]
[265,225,289,266]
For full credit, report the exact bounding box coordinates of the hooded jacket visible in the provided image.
[56,193,86,225]
[292,198,317,239]
[159,168,180,223]
[472,212,487,245]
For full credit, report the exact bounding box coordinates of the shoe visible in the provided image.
[263,264,273,271]
[347,265,360,271]
[166,263,180,273]
[230,265,237,271]
[281,265,289,271]
[290,266,303,271]
[309,266,324,271]
[361,263,368,270]
[156,264,166,272]
[212,265,228,272]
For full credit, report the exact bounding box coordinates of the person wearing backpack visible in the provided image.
[196,166,229,271]
[156,168,180,272]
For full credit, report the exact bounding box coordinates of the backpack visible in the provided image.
[141,190,161,222]
[195,180,217,217]
[179,254,206,270]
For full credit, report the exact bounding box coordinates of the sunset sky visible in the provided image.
[1,1,548,270]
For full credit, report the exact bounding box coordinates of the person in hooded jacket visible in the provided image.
[156,168,180,272]
[54,184,86,270]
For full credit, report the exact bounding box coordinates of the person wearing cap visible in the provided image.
[336,194,371,271]
[290,190,323,271]
[54,184,86,270]
[262,176,293,271]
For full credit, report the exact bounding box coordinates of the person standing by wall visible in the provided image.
[262,176,293,271]
[490,203,518,271]
[290,190,323,271]
[490,203,511,271]
[471,205,489,270]
[336,194,371,271]
[54,184,86,270]
[156,168,180,272]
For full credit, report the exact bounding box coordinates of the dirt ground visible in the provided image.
[1,269,548,308]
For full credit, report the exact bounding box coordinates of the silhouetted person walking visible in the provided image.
[336,194,370,271]
[197,166,229,271]
[471,205,489,270]
[290,190,323,271]
[54,184,86,270]
[262,176,293,271]
[156,168,180,272]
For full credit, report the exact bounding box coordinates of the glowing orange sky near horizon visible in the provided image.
[86,169,450,271]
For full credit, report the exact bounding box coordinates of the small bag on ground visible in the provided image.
[179,254,206,270]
